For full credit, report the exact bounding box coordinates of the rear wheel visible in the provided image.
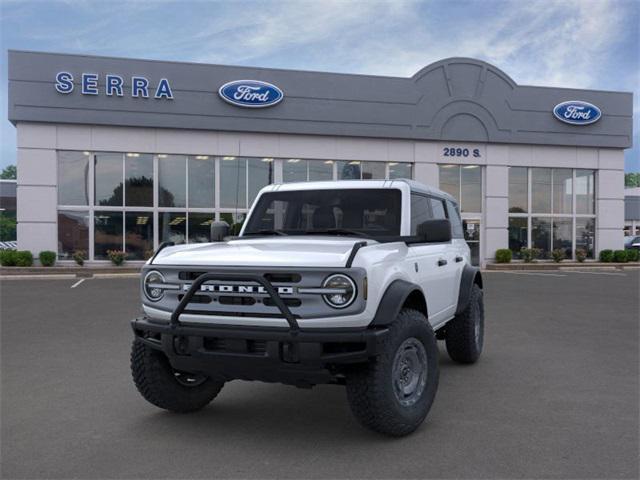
[345,309,439,436]
[131,340,224,413]
[445,284,484,364]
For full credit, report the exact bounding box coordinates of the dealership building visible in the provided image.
[7,50,633,266]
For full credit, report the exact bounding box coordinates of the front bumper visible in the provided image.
[131,316,388,386]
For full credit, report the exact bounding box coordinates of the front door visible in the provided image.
[463,218,481,266]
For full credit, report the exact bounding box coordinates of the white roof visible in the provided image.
[261,179,457,203]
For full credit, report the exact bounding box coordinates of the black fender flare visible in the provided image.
[455,264,483,315]
[370,279,427,326]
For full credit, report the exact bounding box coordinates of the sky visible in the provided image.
[1,0,638,172]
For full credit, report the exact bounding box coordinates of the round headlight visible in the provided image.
[143,270,165,302]
[322,274,356,309]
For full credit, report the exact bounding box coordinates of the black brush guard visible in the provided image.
[170,272,299,334]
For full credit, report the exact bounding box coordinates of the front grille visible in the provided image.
[179,271,301,283]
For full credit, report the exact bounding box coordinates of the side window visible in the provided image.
[429,197,447,220]
[446,200,464,238]
[410,194,432,234]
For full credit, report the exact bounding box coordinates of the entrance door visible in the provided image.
[463,218,481,266]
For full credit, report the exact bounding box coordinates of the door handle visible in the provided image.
[455,256,464,263]
[437,259,447,267]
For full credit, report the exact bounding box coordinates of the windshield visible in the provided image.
[242,188,402,238]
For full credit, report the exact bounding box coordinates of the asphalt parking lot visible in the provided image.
[1,270,639,479]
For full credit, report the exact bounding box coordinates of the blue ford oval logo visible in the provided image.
[218,80,283,108]
[553,100,601,125]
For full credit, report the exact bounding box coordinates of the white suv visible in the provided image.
[131,179,484,436]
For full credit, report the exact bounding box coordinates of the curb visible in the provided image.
[486,262,639,271]
[0,266,142,277]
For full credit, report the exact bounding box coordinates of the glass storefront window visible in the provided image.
[95,153,123,206]
[58,210,89,259]
[188,156,215,208]
[508,167,528,213]
[438,165,459,201]
[388,162,412,179]
[309,160,333,180]
[576,170,595,214]
[159,212,186,244]
[124,153,153,207]
[158,155,186,208]
[439,165,481,213]
[576,218,595,258]
[552,169,572,214]
[531,217,551,259]
[220,157,247,209]
[283,159,308,182]
[508,217,527,258]
[552,217,572,258]
[337,161,362,180]
[58,151,90,205]
[361,161,385,180]
[188,213,215,243]
[94,211,123,259]
[125,212,154,260]
[531,168,552,213]
[461,165,481,212]
[248,158,273,205]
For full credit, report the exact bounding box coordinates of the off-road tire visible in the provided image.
[131,340,224,413]
[445,284,484,364]
[345,309,439,436]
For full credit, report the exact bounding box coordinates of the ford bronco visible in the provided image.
[130,179,484,436]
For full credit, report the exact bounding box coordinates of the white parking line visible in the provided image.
[70,278,86,288]
[567,270,626,276]
[490,271,567,277]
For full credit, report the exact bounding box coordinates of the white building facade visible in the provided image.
[8,51,633,266]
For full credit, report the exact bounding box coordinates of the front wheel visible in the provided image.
[345,309,439,436]
[131,340,224,413]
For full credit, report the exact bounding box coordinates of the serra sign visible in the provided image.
[55,72,174,99]
[218,80,283,108]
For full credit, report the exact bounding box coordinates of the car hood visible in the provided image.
[152,236,371,268]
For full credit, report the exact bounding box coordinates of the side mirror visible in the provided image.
[416,219,452,243]
[210,221,230,242]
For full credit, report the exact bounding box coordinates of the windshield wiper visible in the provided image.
[307,228,369,238]
[244,229,288,236]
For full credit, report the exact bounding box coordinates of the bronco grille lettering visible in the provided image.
[182,284,294,295]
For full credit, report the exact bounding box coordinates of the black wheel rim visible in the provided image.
[392,337,428,407]
[173,370,207,387]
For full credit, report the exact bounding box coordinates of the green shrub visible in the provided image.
[626,249,639,262]
[39,250,56,267]
[551,249,565,263]
[0,249,17,266]
[520,248,533,263]
[613,250,628,263]
[495,249,512,263]
[15,250,34,267]
[599,249,614,262]
[107,249,127,266]
[575,249,587,263]
[72,250,87,266]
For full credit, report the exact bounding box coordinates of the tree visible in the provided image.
[625,173,640,188]
[1,165,16,179]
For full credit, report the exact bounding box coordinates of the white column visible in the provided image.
[596,149,625,252]
[16,123,58,257]
[483,165,509,265]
